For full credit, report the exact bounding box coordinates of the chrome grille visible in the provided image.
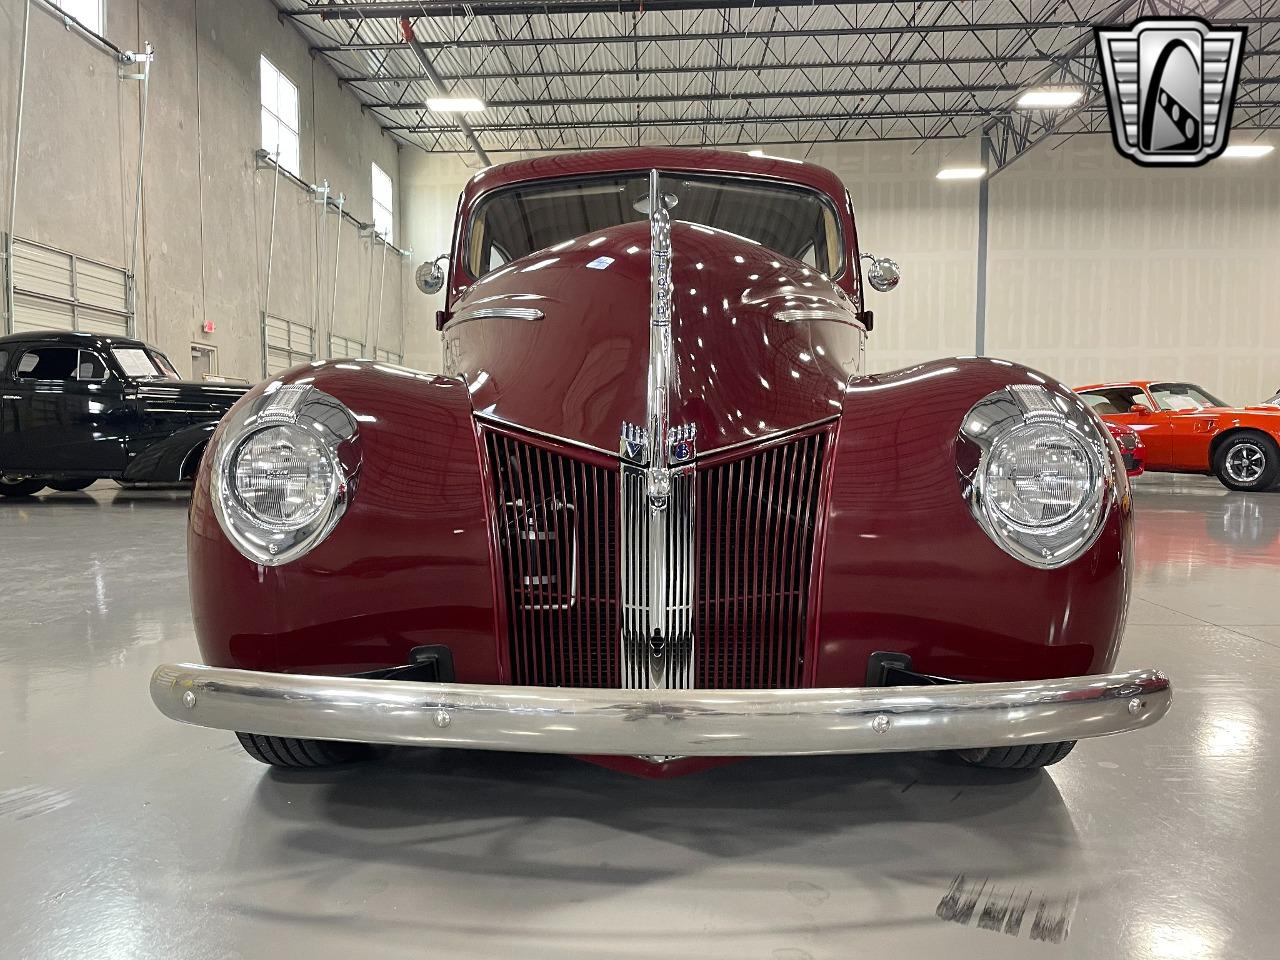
[484,431,619,688]
[484,429,826,690]
[695,432,827,689]
[620,466,695,689]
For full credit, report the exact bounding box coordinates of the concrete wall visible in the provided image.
[401,137,1278,404]
[0,0,407,382]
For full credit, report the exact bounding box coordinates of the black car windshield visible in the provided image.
[113,346,179,381]
[466,173,843,279]
[1148,382,1228,411]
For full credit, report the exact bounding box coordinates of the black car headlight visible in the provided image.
[958,383,1114,568]
[211,383,357,566]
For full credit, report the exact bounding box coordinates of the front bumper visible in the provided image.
[151,663,1171,757]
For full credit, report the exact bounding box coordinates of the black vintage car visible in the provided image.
[0,330,248,497]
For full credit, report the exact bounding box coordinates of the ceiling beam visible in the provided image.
[312,20,1118,53]
[366,75,1280,112]
[290,0,866,16]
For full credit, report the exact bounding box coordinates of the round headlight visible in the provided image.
[210,384,357,566]
[984,422,1095,528]
[232,424,336,528]
[958,384,1114,569]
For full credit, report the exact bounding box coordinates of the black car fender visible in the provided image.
[122,421,219,482]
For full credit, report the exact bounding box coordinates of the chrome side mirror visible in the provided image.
[414,254,449,296]
[861,253,901,293]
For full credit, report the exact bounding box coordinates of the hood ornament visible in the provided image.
[618,170,697,690]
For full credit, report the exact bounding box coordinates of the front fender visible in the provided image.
[189,362,499,678]
[122,421,218,482]
[813,358,1132,685]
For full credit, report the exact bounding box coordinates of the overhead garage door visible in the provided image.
[329,333,364,360]
[7,237,133,336]
[264,314,315,375]
[374,348,403,365]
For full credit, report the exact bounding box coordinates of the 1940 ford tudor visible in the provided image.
[151,148,1170,778]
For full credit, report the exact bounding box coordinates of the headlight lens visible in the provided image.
[958,384,1114,569]
[984,422,1095,527]
[232,424,336,528]
[211,384,357,566]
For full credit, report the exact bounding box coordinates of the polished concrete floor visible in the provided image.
[1,474,1277,959]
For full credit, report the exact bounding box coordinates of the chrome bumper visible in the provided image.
[150,663,1171,757]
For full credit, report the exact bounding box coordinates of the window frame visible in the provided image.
[13,345,110,383]
[371,163,394,243]
[460,170,846,283]
[259,55,300,177]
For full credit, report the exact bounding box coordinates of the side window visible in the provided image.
[1081,388,1146,415]
[77,350,108,381]
[1081,392,1116,414]
[15,347,79,380]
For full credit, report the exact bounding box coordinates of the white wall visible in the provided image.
[985,137,1280,404]
[401,136,1279,403]
[0,0,407,381]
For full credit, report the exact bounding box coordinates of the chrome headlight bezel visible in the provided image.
[958,383,1116,569]
[210,383,358,566]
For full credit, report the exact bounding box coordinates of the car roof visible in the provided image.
[0,329,149,350]
[458,147,849,209]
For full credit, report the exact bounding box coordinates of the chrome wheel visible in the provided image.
[1225,442,1267,484]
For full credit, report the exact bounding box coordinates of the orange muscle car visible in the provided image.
[1076,381,1280,491]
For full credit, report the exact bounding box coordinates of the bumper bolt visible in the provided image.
[1128,697,1143,716]
[871,714,892,734]
[433,709,451,729]
[182,690,197,710]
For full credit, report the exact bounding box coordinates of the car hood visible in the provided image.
[134,380,249,415]
[449,220,861,455]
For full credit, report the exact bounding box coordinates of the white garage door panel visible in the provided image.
[13,292,74,333]
[12,241,75,300]
[78,307,131,337]
[77,260,131,313]
[330,334,363,359]
[265,314,315,375]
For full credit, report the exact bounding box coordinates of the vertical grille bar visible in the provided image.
[695,432,827,690]
[485,430,619,688]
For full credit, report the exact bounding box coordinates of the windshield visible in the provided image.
[465,173,843,279]
[1148,382,1227,411]
[113,346,179,381]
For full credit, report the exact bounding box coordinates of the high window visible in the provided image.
[53,0,103,35]
[260,56,299,176]
[371,163,394,243]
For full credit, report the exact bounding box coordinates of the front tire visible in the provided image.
[235,732,373,767]
[956,741,1076,769]
[0,476,47,497]
[1214,432,1280,492]
[47,477,97,492]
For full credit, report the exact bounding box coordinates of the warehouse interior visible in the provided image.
[2,1,1279,958]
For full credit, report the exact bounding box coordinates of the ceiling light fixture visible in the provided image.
[936,166,987,181]
[427,97,486,112]
[1222,143,1274,158]
[1016,88,1084,109]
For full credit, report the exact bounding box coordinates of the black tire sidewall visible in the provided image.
[1214,433,1280,492]
[0,477,47,497]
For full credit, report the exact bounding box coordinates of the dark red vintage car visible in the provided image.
[151,148,1169,778]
